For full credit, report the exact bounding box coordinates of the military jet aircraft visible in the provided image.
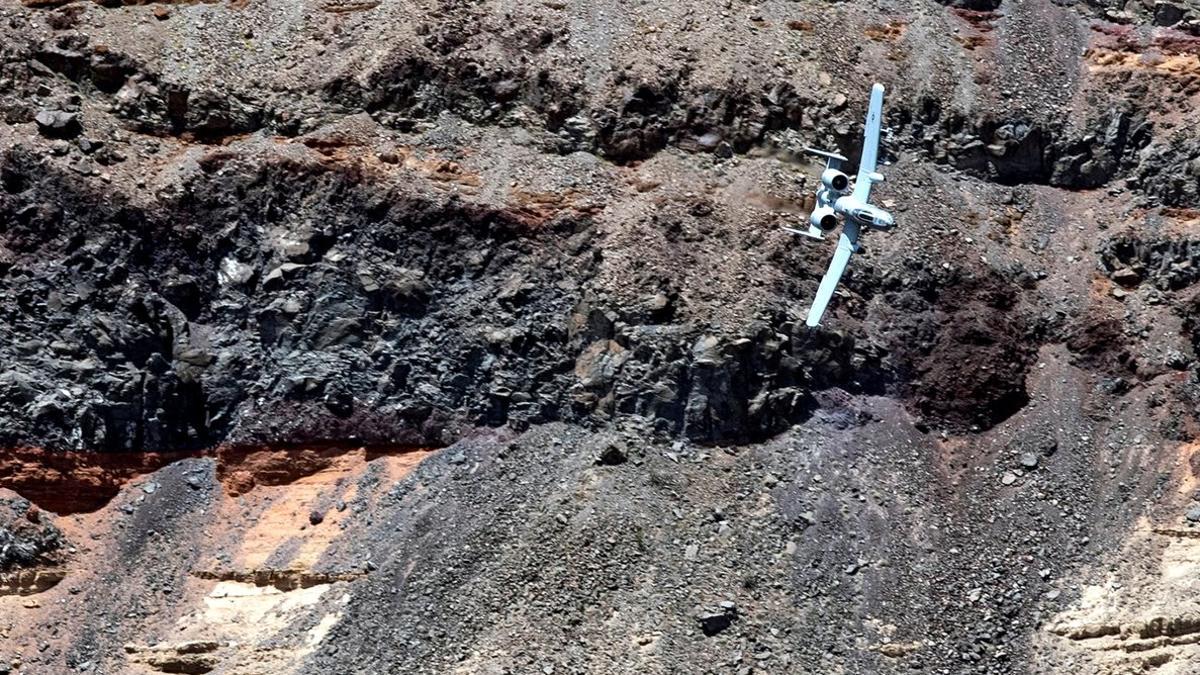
[783,83,895,327]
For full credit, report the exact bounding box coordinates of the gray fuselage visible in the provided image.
[834,195,894,230]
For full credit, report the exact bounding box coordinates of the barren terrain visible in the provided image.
[3,0,1200,672]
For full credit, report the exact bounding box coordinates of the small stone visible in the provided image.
[595,444,627,466]
[643,292,671,316]
[1186,507,1200,523]
[314,318,362,349]
[1001,472,1017,486]
[35,110,82,139]
[152,5,170,19]
[218,258,254,286]
[1153,1,1184,26]
[1020,453,1039,469]
[1111,267,1140,286]
[263,262,307,290]
[308,510,325,526]
[694,132,721,151]
[76,137,102,154]
[696,602,738,636]
[1165,350,1191,370]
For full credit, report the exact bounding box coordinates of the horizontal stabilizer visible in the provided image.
[782,226,824,240]
[804,146,848,170]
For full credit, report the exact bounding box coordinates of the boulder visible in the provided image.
[1153,1,1185,26]
[696,601,738,636]
[34,110,81,139]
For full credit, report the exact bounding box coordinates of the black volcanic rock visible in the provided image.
[34,110,81,139]
[0,495,67,571]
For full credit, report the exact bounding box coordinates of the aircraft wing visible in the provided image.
[805,220,860,327]
[852,83,885,203]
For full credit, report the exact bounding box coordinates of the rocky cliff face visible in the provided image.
[2,0,1200,673]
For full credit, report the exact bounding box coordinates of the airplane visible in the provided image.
[783,83,896,328]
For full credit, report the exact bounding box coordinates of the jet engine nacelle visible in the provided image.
[810,206,839,232]
[821,168,850,194]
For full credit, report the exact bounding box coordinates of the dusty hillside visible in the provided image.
[2,0,1200,672]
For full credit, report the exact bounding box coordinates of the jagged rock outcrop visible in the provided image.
[0,493,66,572]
